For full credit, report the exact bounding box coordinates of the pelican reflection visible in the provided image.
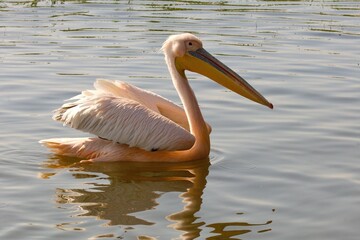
[41,155,210,239]
[41,156,273,239]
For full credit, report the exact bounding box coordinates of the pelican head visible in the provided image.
[162,33,273,109]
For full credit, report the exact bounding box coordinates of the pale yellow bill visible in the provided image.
[176,48,273,109]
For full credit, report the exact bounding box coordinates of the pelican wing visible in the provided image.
[53,80,196,151]
[92,79,211,133]
[93,79,191,130]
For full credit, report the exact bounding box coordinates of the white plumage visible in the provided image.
[53,79,196,151]
[41,33,272,163]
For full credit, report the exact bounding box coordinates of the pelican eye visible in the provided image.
[188,42,193,46]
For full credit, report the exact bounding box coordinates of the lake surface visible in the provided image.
[0,0,359,239]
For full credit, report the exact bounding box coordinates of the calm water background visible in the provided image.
[0,0,359,239]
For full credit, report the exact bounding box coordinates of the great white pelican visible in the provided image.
[40,33,273,163]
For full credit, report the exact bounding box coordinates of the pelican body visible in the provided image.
[41,33,272,163]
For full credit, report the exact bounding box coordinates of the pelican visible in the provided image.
[40,33,273,163]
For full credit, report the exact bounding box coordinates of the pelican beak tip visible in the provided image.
[268,102,274,109]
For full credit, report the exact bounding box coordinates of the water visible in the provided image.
[0,0,359,239]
